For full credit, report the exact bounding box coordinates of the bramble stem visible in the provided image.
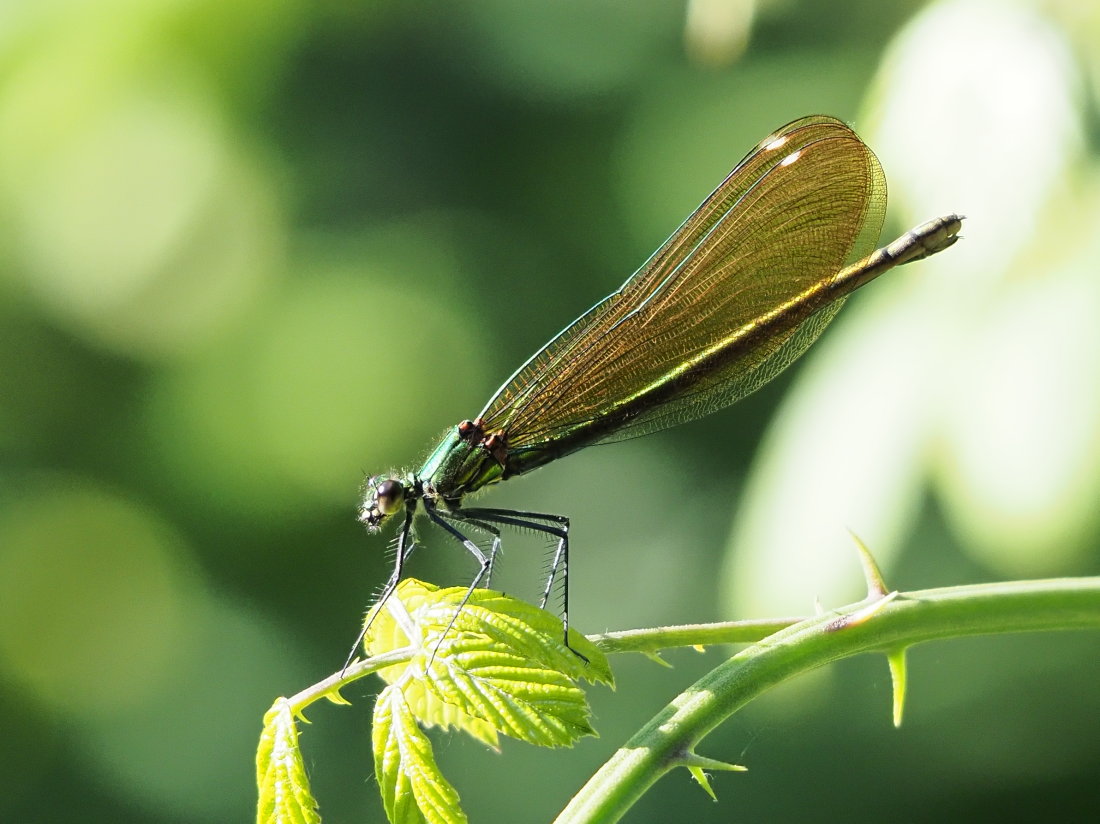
[555,577,1100,824]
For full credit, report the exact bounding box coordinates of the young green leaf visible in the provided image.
[256,698,321,824]
[365,579,614,823]
[374,685,466,824]
[364,579,613,748]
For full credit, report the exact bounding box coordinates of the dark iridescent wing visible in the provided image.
[478,116,886,450]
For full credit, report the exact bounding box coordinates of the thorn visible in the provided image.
[848,530,890,598]
[824,590,899,632]
[813,595,825,615]
[322,687,352,708]
[688,766,718,801]
[642,650,673,668]
[886,647,909,728]
[679,751,748,772]
[679,751,747,799]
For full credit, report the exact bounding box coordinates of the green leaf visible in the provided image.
[256,698,321,824]
[398,670,502,749]
[374,686,466,824]
[365,579,613,741]
[366,579,614,823]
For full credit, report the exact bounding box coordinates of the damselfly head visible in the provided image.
[358,475,406,532]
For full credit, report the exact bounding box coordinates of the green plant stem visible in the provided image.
[589,617,802,653]
[285,647,414,716]
[554,577,1100,824]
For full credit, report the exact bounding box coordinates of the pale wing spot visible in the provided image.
[779,150,802,167]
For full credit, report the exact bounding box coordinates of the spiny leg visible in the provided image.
[459,508,568,607]
[447,515,503,590]
[425,503,495,664]
[344,507,417,672]
[457,507,583,660]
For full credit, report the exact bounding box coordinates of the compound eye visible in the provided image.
[375,479,404,515]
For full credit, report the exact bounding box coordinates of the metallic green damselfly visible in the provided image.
[359,115,962,647]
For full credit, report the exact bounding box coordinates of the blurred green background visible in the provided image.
[1,0,1098,821]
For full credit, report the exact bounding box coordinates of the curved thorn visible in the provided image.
[848,529,890,598]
